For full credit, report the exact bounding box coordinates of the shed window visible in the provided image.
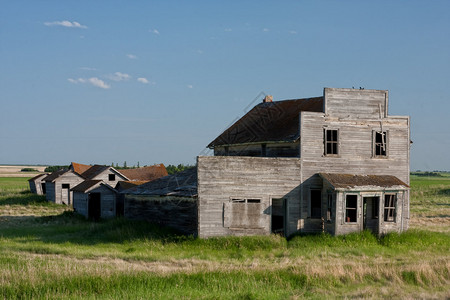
[62,184,70,189]
[231,198,260,204]
[374,131,388,157]
[310,189,321,219]
[345,195,357,223]
[325,129,338,155]
[384,194,397,222]
[108,174,115,181]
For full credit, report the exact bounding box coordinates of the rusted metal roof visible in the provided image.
[123,167,197,197]
[208,97,323,148]
[319,173,409,190]
[70,162,92,175]
[118,164,168,181]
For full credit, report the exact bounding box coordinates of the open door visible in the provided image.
[88,193,101,221]
[363,196,379,233]
[271,198,286,235]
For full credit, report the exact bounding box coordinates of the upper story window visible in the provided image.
[374,131,388,157]
[108,174,115,181]
[324,129,339,155]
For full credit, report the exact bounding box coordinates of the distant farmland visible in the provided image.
[0,165,47,177]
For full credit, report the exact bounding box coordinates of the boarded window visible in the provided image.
[345,195,357,223]
[374,131,388,157]
[325,129,338,155]
[310,189,321,219]
[224,198,264,229]
[109,174,115,181]
[384,194,397,222]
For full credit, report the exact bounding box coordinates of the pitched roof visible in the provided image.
[123,167,197,197]
[319,173,409,190]
[28,173,49,182]
[115,180,149,191]
[80,165,112,179]
[70,162,92,175]
[118,164,168,181]
[71,180,118,193]
[44,169,69,182]
[208,97,324,148]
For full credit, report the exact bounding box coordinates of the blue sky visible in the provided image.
[0,1,449,170]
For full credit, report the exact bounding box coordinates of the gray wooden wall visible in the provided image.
[197,156,301,238]
[52,172,84,205]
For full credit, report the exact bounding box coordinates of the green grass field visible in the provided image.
[0,177,449,299]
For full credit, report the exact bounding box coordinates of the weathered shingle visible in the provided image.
[319,173,409,190]
[208,97,323,148]
[80,165,111,179]
[118,164,168,181]
[71,180,102,192]
[70,162,92,175]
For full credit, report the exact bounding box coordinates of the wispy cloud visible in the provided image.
[149,29,160,35]
[106,72,131,81]
[126,54,138,59]
[137,77,149,84]
[44,20,87,29]
[289,30,297,34]
[187,84,193,89]
[262,28,269,32]
[224,28,232,32]
[68,77,110,89]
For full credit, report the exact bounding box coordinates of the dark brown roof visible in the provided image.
[28,173,49,182]
[115,180,149,191]
[80,165,111,179]
[118,164,168,181]
[70,162,92,175]
[123,167,197,197]
[319,173,409,190]
[208,97,324,148]
[44,169,69,182]
[71,180,102,192]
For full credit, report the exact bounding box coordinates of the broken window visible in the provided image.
[327,193,333,221]
[345,195,357,223]
[231,198,260,203]
[310,189,321,219]
[384,194,397,222]
[109,174,115,181]
[325,129,338,155]
[374,131,388,157]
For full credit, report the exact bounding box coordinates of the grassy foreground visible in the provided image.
[0,177,449,299]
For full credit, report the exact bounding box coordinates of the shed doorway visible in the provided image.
[88,193,101,221]
[271,198,286,235]
[363,197,380,233]
[61,184,70,205]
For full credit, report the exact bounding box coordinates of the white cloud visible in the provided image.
[137,77,149,84]
[68,77,110,89]
[224,28,232,32]
[263,28,269,32]
[107,72,131,81]
[126,54,138,59]
[289,30,297,34]
[44,20,87,29]
[187,84,193,89]
[149,29,160,35]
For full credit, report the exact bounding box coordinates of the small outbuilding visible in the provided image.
[72,180,118,220]
[28,173,48,195]
[44,169,85,205]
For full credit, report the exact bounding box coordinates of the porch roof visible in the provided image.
[319,173,409,191]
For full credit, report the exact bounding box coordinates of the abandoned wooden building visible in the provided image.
[44,169,85,205]
[28,173,48,195]
[123,87,410,237]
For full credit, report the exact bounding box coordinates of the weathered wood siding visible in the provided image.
[29,181,37,194]
[73,192,88,217]
[46,182,56,203]
[197,156,301,238]
[124,195,198,235]
[52,172,84,205]
[324,88,388,118]
[300,107,410,233]
[215,142,300,158]
[89,169,127,188]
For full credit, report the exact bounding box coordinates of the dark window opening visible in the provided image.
[109,174,115,181]
[261,144,267,157]
[372,198,379,219]
[375,131,387,156]
[271,198,286,235]
[310,189,321,219]
[231,198,245,203]
[327,193,333,221]
[384,194,397,222]
[325,129,338,155]
[62,184,70,189]
[247,199,261,203]
[231,198,261,204]
[345,195,357,223]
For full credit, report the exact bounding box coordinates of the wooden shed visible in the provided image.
[44,169,85,205]
[28,173,48,195]
[72,180,118,220]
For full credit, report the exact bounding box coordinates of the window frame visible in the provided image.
[384,194,397,222]
[324,128,339,156]
[373,130,389,158]
[230,198,261,204]
[345,194,358,223]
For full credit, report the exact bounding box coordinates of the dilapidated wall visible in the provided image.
[197,156,301,238]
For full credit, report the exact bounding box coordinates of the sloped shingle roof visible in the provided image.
[70,162,92,175]
[123,167,197,197]
[44,169,69,182]
[319,173,409,190]
[115,181,149,191]
[71,180,102,192]
[119,164,168,181]
[28,173,48,182]
[208,97,323,148]
[80,165,111,180]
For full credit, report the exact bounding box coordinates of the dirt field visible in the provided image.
[0,165,47,177]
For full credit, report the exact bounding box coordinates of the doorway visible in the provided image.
[88,193,101,221]
[61,184,70,205]
[271,198,286,235]
[363,196,379,233]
